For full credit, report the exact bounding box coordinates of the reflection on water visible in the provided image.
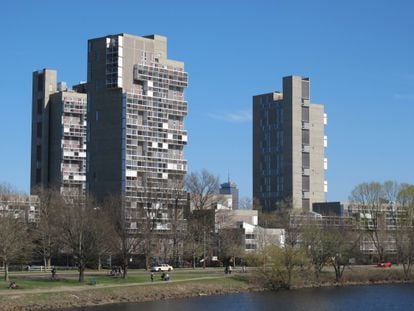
[68,284,414,311]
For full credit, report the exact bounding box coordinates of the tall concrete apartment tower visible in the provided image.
[87,34,188,228]
[30,69,87,194]
[253,76,327,212]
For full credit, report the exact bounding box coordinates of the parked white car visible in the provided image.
[150,264,173,272]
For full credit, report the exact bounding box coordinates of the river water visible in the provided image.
[69,284,414,311]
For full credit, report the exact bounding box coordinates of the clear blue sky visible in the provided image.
[1,0,413,201]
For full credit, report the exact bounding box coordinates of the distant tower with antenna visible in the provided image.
[219,173,239,210]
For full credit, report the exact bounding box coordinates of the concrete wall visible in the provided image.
[30,69,57,192]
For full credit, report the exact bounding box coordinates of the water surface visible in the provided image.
[69,283,414,311]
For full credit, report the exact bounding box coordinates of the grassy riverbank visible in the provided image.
[250,264,412,290]
[0,269,255,310]
[0,266,411,310]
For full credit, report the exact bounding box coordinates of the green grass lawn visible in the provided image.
[0,270,225,291]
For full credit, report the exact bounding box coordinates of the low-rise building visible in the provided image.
[0,195,39,223]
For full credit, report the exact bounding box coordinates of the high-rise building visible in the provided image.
[31,69,87,195]
[219,180,239,210]
[253,76,327,212]
[87,34,188,229]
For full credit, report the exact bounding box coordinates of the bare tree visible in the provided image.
[31,186,63,268]
[58,194,106,282]
[0,215,31,281]
[350,182,388,262]
[167,178,186,267]
[218,228,245,267]
[185,169,220,211]
[395,184,414,280]
[103,195,141,279]
[0,183,31,281]
[183,215,204,268]
[382,181,402,205]
[239,197,253,210]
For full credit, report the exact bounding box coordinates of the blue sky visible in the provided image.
[0,0,413,201]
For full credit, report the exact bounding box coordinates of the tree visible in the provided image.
[183,214,205,268]
[58,194,106,282]
[167,179,186,267]
[257,205,306,289]
[260,244,306,290]
[185,169,220,211]
[185,209,215,269]
[395,184,414,280]
[103,195,140,279]
[218,228,245,267]
[0,215,31,281]
[0,183,31,281]
[301,222,333,283]
[31,186,63,268]
[239,197,253,210]
[350,181,391,262]
[327,227,360,283]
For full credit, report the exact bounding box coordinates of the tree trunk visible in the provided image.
[122,257,128,279]
[192,252,196,269]
[98,256,101,272]
[314,267,320,284]
[145,254,149,271]
[78,263,85,282]
[123,265,128,279]
[4,263,9,282]
[47,257,51,269]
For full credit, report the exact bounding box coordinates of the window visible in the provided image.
[302,130,310,145]
[37,74,44,92]
[302,153,310,169]
[37,122,42,138]
[302,106,309,122]
[37,99,43,114]
[301,79,310,100]
[36,168,41,183]
[36,145,41,161]
[246,244,257,250]
[302,176,310,192]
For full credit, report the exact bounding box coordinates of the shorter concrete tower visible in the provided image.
[253,76,327,212]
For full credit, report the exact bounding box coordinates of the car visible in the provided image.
[151,264,173,272]
[377,262,392,268]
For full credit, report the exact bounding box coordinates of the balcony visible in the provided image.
[302,168,310,176]
[302,144,310,153]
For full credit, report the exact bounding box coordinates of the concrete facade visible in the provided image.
[253,76,327,212]
[87,33,188,228]
[30,69,87,195]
